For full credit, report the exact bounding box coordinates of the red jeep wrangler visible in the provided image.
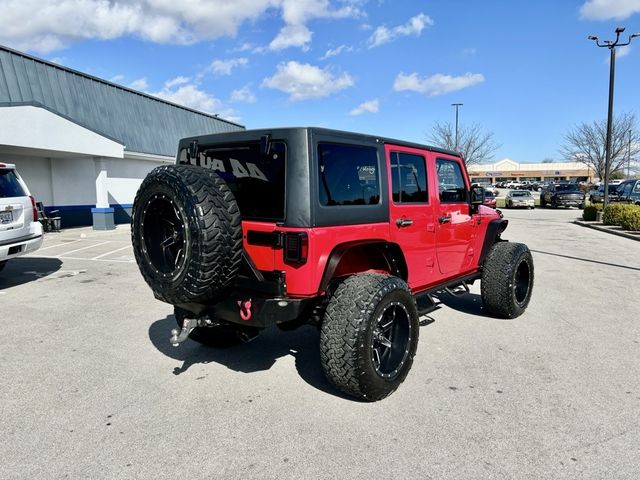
[131,128,534,401]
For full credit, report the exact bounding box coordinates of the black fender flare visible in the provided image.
[319,241,408,292]
[478,219,509,267]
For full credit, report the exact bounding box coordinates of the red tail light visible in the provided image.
[29,196,38,222]
[284,232,308,264]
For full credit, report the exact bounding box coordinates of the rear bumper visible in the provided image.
[0,233,43,261]
[173,270,316,329]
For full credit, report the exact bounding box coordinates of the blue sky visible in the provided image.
[1,0,639,163]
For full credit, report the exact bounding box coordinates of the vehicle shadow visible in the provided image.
[148,315,354,400]
[0,257,63,289]
[435,292,500,320]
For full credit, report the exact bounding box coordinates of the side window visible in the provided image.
[318,143,380,206]
[633,182,640,193]
[390,152,428,203]
[436,159,467,203]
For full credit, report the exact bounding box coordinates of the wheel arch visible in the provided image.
[318,240,408,292]
[478,219,509,267]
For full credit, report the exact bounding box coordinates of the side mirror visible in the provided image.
[471,186,484,205]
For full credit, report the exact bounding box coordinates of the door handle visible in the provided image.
[438,215,452,224]
[395,218,414,227]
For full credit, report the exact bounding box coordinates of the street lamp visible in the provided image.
[588,27,640,208]
[451,103,463,152]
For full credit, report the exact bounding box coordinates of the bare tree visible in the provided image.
[560,112,640,180]
[427,122,500,167]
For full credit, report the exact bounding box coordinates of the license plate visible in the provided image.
[0,211,13,224]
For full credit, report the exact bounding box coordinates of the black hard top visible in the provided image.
[178,126,460,158]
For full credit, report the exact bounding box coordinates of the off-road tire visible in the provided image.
[132,165,242,304]
[174,306,242,348]
[320,273,419,401]
[481,242,534,319]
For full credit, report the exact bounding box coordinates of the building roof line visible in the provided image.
[0,43,244,129]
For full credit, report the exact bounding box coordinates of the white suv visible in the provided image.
[0,163,43,272]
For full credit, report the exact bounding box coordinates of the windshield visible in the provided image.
[511,191,531,197]
[200,141,286,221]
[0,168,27,198]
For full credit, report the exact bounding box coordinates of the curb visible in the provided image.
[574,220,640,242]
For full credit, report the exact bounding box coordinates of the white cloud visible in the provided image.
[230,85,257,103]
[209,58,248,76]
[580,0,640,20]
[368,13,433,48]
[262,61,354,101]
[0,0,301,53]
[269,24,313,51]
[349,99,379,116]
[0,0,363,54]
[268,0,362,51]
[320,44,353,59]
[164,76,191,88]
[129,78,149,91]
[110,74,125,83]
[393,72,485,96]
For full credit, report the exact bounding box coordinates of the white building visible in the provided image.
[0,45,244,229]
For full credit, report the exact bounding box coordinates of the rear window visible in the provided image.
[198,141,286,221]
[555,184,579,192]
[0,169,27,198]
[318,143,380,206]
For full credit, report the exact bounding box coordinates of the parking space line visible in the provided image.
[37,255,134,264]
[91,245,132,260]
[38,239,84,251]
[57,241,111,256]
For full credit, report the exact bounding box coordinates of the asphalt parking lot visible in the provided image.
[2,208,639,479]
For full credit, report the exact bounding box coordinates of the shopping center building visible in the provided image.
[468,158,593,184]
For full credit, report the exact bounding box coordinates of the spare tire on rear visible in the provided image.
[131,164,242,304]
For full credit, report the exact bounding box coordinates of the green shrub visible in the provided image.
[602,203,632,226]
[619,205,640,231]
[582,205,601,221]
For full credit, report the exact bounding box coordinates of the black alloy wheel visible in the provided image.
[371,302,412,380]
[142,194,186,277]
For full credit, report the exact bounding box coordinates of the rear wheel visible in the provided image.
[481,242,534,319]
[320,273,419,401]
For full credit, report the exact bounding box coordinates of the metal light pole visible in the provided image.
[452,103,463,152]
[627,129,631,179]
[588,27,640,208]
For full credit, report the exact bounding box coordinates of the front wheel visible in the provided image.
[481,242,534,319]
[320,274,419,401]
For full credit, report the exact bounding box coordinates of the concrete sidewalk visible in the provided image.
[574,219,640,242]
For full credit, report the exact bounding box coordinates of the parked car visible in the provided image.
[505,190,535,209]
[130,127,534,401]
[540,183,585,209]
[483,190,497,208]
[616,179,640,205]
[0,163,43,272]
[472,182,499,196]
[589,184,622,203]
